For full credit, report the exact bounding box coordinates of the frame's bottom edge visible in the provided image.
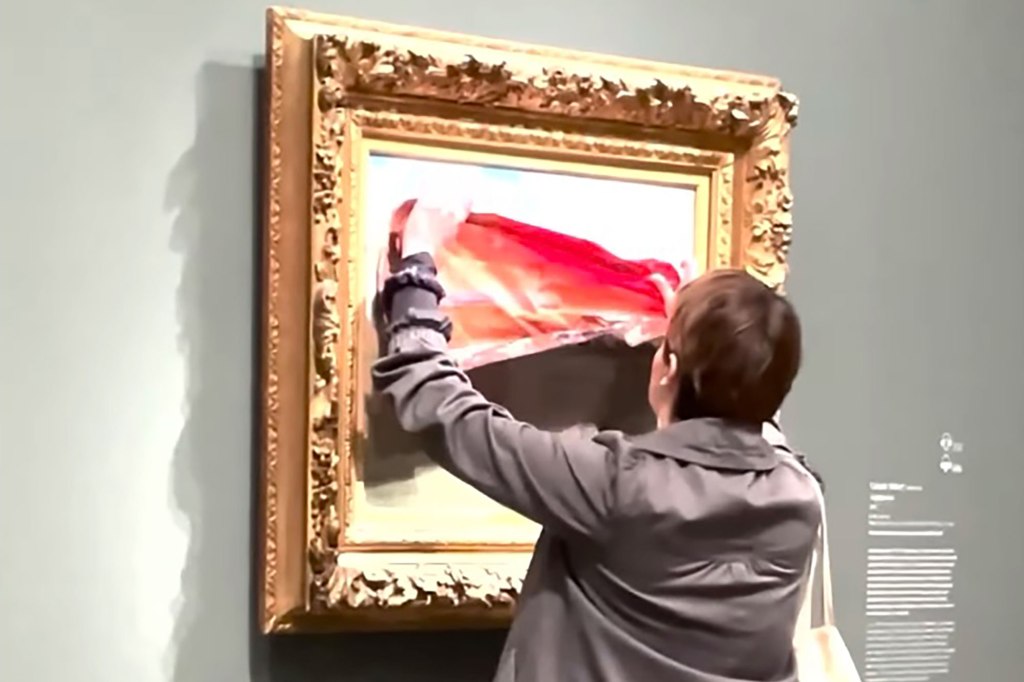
[262,605,515,634]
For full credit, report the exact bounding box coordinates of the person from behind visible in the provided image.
[372,196,821,682]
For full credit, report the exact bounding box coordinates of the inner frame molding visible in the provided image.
[261,6,798,633]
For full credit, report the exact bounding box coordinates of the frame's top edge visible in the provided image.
[266,5,783,92]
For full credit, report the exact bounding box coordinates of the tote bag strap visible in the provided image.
[777,446,834,629]
[808,469,835,626]
[795,531,818,634]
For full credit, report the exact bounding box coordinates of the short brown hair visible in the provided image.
[665,269,801,423]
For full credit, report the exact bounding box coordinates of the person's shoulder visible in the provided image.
[770,452,822,527]
[762,420,826,492]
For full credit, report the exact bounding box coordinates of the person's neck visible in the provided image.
[655,406,675,429]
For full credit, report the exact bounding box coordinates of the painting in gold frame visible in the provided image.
[260,5,798,633]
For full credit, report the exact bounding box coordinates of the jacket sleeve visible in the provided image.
[371,253,622,540]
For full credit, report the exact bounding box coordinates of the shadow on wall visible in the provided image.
[166,61,507,682]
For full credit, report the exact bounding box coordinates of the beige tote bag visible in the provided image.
[791,461,862,682]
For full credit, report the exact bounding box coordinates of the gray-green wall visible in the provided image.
[2,1,1022,680]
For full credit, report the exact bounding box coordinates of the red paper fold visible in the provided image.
[432,212,694,368]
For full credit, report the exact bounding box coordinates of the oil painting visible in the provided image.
[357,150,699,543]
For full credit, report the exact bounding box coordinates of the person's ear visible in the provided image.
[660,349,679,386]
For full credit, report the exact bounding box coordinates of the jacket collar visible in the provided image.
[629,417,779,471]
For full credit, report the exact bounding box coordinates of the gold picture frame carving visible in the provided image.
[261,6,798,633]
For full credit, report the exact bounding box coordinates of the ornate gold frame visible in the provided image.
[260,5,798,633]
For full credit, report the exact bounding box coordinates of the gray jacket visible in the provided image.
[373,331,820,682]
[373,254,821,681]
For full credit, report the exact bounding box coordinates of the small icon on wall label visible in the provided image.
[939,431,964,474]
